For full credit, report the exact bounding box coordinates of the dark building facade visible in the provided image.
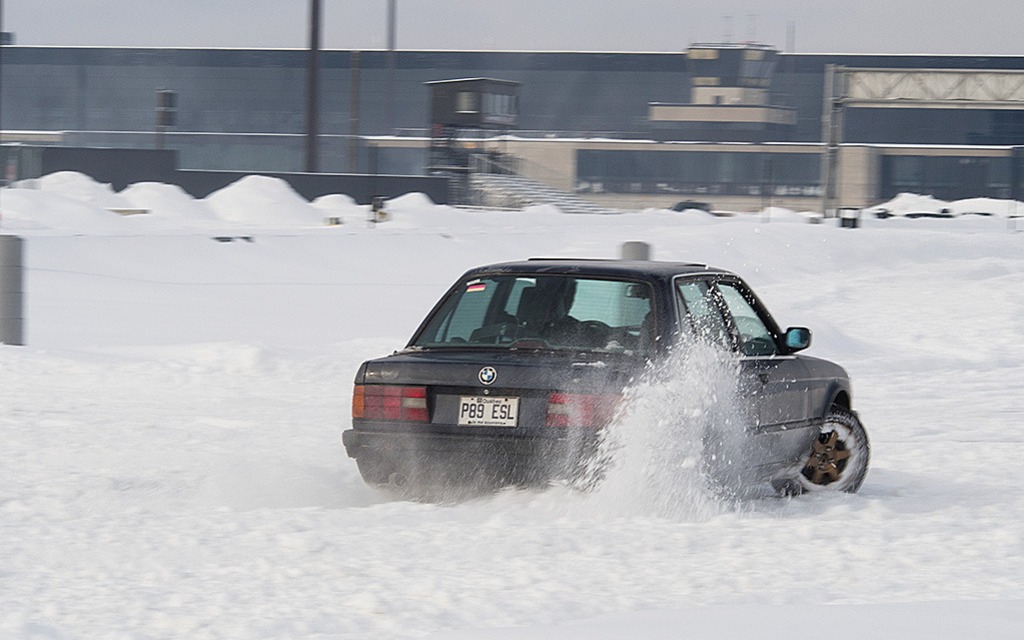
[2,46,1023,207]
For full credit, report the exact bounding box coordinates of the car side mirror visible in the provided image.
[784,327,811,352]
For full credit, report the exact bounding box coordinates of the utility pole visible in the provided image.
[349,51,361,173]
[820,65,844,219]
[386,0,397,134]
[305,0,322,173]
[1,0,6,133]
[762,156,774,222]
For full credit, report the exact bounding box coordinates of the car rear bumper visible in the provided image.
[342,428,598,486]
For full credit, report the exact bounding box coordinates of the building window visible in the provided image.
[688,49,720,60]
[456,91,478,114]
[575,149,821,197]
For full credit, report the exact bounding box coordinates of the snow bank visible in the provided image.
[120,181,218,222]
[386,191,436,210]
[0,187,126,233]
[870,192,1024,218]
[311,193,365,225]
[948,196,1023,217]
[203,175,327,227]
[34,170,134,210]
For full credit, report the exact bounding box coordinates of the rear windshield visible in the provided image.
[412,274,655,355]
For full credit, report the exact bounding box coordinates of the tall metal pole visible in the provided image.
[763,156,774,222]
[387,0,397,52]
[1012,147,1023,232]
[386,0,396,134]
[820,65,843,218]
[305,0,322,173]
[0,0,6,134]
[349,51,361,173]
[0,0,10,183]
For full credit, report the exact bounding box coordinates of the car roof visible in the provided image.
[462,258,732,281]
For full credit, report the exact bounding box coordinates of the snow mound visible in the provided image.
[0,187,126,233]
[948,197,1023,217]
[522,204,563,216]
[760,206,813,222]
[311,193,364,225]
[311,193,358,210]
[870,192,949,217]
[35,171,133,210]
[385,192,436,211]
[868,192,1024,218]
[624,208,714,230]
[204,175,324,227]
[119,181,217,222]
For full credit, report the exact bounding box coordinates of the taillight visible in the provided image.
[352,385,366,418]
[546,392,619,428]
[353,385,429,422]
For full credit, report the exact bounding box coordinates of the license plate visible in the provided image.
[458,396,519,427]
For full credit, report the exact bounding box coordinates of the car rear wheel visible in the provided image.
[785,407,870,494]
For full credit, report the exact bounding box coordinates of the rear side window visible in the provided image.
[676,280,730,347]
[716,282,778,356]
[676,278,779,357]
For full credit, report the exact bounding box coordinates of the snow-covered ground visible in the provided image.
[1,173,1022,639]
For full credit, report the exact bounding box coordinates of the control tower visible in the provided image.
[425,78,521,203]
[649,43,796,142]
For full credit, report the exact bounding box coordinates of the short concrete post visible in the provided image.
[621,241,651,261]
[0,235,25,346]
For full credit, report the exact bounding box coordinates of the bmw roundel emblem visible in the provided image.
[478,366,497,385]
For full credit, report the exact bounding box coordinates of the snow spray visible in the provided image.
[580,340,749,520]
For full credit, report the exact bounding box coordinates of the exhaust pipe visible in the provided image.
[387,472,410,488]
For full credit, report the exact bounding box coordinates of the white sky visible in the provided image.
[3,0,1022,55]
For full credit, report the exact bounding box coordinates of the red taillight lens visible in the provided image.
[546,392,619,428]
[353,385,429,422]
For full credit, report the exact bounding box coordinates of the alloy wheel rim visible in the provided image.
[801,429,851,486]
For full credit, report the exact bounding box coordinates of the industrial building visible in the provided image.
[2,44,1023,211]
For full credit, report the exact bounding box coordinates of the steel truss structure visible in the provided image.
[839,68,1024,109]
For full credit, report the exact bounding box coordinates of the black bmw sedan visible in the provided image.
[342,258,869,497]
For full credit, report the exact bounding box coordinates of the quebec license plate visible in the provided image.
[458,396,519,427]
